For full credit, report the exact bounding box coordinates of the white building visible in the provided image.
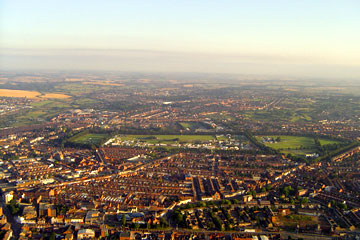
[3,192,13,204]
[78,229,95,239]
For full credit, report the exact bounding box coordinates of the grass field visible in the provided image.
[257,136,315,149]
[0,94,94,128]
[120,135,215,144]
[245,108,314,123]
[30,100,54,107]
[73,98,100,106]
[318,138,341,145]
[179,122,211,130]
[68,133,108,145]
[256,135,343,156]
[179,122,191,129]
[30,100,72,109]
[0,99,74,128]
[55,83,113,95]
[290,113,312,122]
[20,100,73,121]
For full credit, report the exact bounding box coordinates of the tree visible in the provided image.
[225,222,231,231]
[48,232,56,240]
[225,200,232,206]
[338,202,347,210]
[301,197,309,204]
[160,217,169,228]
[7,199,20,215]
[172,210,184,227]
[282,186,294,197]
[133,223,140,230]
[120,214,126,226]
[251,190,257,198]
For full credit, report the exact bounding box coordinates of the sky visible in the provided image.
[1,0,360,79]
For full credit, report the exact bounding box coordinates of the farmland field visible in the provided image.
[40,93,70,99]
[0,89,71,99]
[0,89,41,98]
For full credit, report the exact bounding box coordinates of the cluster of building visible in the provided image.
[0,73,359,239]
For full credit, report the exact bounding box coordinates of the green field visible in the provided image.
[257,136,315,149]
[179,122,191,129]
[318,138,341,145]
[0,99,75,128]
[68,133,108,145]
[256,135,342,156]
[119,135,216,144]
[245,109,314,123]
[179,122,211,130]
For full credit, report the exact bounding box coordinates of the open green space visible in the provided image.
[54,82,122,96]
[30,99,72,109]
[72,98,100,107]
[0,99,75,128]
[179,122,191,129]
[318,138,341,145]
[30,100,54,107]
[257,136,316,150]
[22,100,73,120]
[216,135,228,141]
[245,109,314,123]
[256,135,343,156]
[119,135,216,144]
[289,112,312,122]
[68,133,109,145]
[179,122,211,130]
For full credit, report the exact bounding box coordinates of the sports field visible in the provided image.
[256,135,342,155]
[120,135,215,144]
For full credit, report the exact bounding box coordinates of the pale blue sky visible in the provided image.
[1,0,360,78]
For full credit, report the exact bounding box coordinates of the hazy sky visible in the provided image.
[1,0,360,78]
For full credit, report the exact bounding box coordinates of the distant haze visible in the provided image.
[1,0,359,79]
